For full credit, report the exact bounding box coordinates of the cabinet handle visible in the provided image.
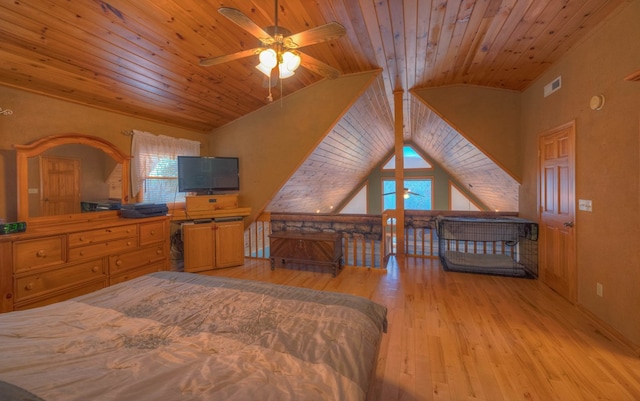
[25,282,34,291]
[36,250,46,257]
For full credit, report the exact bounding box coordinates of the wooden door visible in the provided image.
[215,221,245,268]
[40,156,81,216]
[539,122,576,302]
[183,222,215,272]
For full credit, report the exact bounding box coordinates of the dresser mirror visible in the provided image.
[15,134,130,223]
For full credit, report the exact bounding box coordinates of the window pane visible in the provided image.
[382,179,432,210]
[143,177,183,203]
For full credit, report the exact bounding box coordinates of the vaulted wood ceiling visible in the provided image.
[0,0,626,212]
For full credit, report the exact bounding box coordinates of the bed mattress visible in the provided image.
[0,271,387,401]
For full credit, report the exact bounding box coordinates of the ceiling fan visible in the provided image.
[383,188,424,199]
[199,0,346,96]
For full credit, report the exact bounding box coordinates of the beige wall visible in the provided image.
[209,71,379,223]
[412,85,522,181]
[520,1,640,347]
[0,86,208,221]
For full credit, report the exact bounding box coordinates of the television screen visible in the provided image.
[177,156,239,194]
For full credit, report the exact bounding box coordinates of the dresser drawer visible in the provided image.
[13,236,66,273]
[139,221,165,246]
[68,237,138,262]
[109,244,166,274]
[109,261,165,286]
[14,280,106,311]
[68,224,137,247]
[15,259,106,302]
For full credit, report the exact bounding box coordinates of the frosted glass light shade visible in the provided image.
[256,63,273,76]
[278,63,295,78]
[282,51,301,71]
[259,49,277,69]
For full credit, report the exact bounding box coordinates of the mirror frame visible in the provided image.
[15,133,131,223]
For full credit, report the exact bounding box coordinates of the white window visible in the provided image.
[131,130,200,204]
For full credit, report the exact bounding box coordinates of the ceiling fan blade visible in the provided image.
[299,53,341,79]
[199,48,262,67]
[283,22,346,49]
[382,192,395,196]
[218,7,274,45]
[408,191,424,197]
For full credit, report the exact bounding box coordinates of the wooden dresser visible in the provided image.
[0,215,170,312]
[269,231,343,276]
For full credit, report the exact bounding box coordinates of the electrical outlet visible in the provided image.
[596,282,603,297]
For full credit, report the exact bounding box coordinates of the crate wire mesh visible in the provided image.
[436,217,538,278]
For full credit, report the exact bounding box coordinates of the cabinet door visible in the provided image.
[215,221,244,268]
[182,223,215,272]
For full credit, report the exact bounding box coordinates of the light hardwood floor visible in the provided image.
[203,257,640,401]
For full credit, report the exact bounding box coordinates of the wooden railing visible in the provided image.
[244,213,385,268]
[244,211,518,269]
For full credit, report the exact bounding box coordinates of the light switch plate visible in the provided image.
[578,199,592,212]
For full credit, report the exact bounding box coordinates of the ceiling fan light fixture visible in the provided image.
[282,51,301,71]
[256,63,273,77]
[257,48,277,71]
[278,64,295,79]
[277,51,301,79]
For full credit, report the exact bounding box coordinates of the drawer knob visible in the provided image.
[156,249,162,255]
[92,266,99,272]
[127,241,132,246]
[36,250,46,257]
[150,230,155,235]
[25,282,34,291]
[116,260,123,266]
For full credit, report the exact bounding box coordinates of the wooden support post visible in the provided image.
[394,89,405,256]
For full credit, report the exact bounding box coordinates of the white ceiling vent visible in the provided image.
[544,76,562,97]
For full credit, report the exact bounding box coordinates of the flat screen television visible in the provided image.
[177,156,239,194]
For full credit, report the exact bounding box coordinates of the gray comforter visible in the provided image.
[0,271,387,401]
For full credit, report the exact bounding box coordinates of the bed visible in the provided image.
[0,271,387,401]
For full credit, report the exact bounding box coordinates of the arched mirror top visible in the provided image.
[14,133,129,162]
[15,133,131,223]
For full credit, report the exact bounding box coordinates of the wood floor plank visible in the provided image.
[202,256,640,401]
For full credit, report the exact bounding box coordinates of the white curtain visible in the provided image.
[130,130,200,198]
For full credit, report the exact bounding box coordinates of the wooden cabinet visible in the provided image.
[269,231,343,276]
[182,218,245,272]
[1,216,170,312]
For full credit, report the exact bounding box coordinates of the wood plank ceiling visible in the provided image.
[0,0,626,212]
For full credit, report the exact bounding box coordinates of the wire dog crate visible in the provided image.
[436,216,538,278]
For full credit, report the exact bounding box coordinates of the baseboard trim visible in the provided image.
[577,304,640,357]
